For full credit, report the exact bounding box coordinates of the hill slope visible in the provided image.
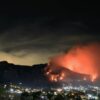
[0,61,99,88]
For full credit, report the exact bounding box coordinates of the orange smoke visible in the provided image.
[47,42,100,82]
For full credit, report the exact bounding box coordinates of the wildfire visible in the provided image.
[91,74,98,82]
[45,42,100,82]
[45,66,66,82]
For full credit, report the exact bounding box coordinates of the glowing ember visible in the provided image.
[45,66,66,82]
[46,42,100,82]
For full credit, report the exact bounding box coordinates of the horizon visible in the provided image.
[0,5,100,65]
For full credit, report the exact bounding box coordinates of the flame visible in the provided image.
[49,72,65,82]
[45,66,66,82]
[46,42,100,82]
[91,74,98,82]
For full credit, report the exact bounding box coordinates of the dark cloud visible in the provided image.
[0,14,99,65]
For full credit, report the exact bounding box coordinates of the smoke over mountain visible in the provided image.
[46,42,100,82]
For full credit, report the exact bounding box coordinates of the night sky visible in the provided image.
[0,4,100,65]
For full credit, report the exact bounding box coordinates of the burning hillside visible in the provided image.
[45,65,91,83]
[45,42,100,82]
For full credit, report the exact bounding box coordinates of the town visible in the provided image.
[0,83,100,100]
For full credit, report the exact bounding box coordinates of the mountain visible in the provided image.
[0,61,48,88]
[0,61,99,88]
[45,65,92,86]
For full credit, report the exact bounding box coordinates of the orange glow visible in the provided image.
[91,74,97,82]
[45,66,66,82]
[46,43,100,82]
[59,76,63,80]
[50,75,58,82]
[83,77,87,81]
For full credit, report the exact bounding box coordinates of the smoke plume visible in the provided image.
[47,42,100,82]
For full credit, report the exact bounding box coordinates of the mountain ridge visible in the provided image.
[0,61,99,88]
